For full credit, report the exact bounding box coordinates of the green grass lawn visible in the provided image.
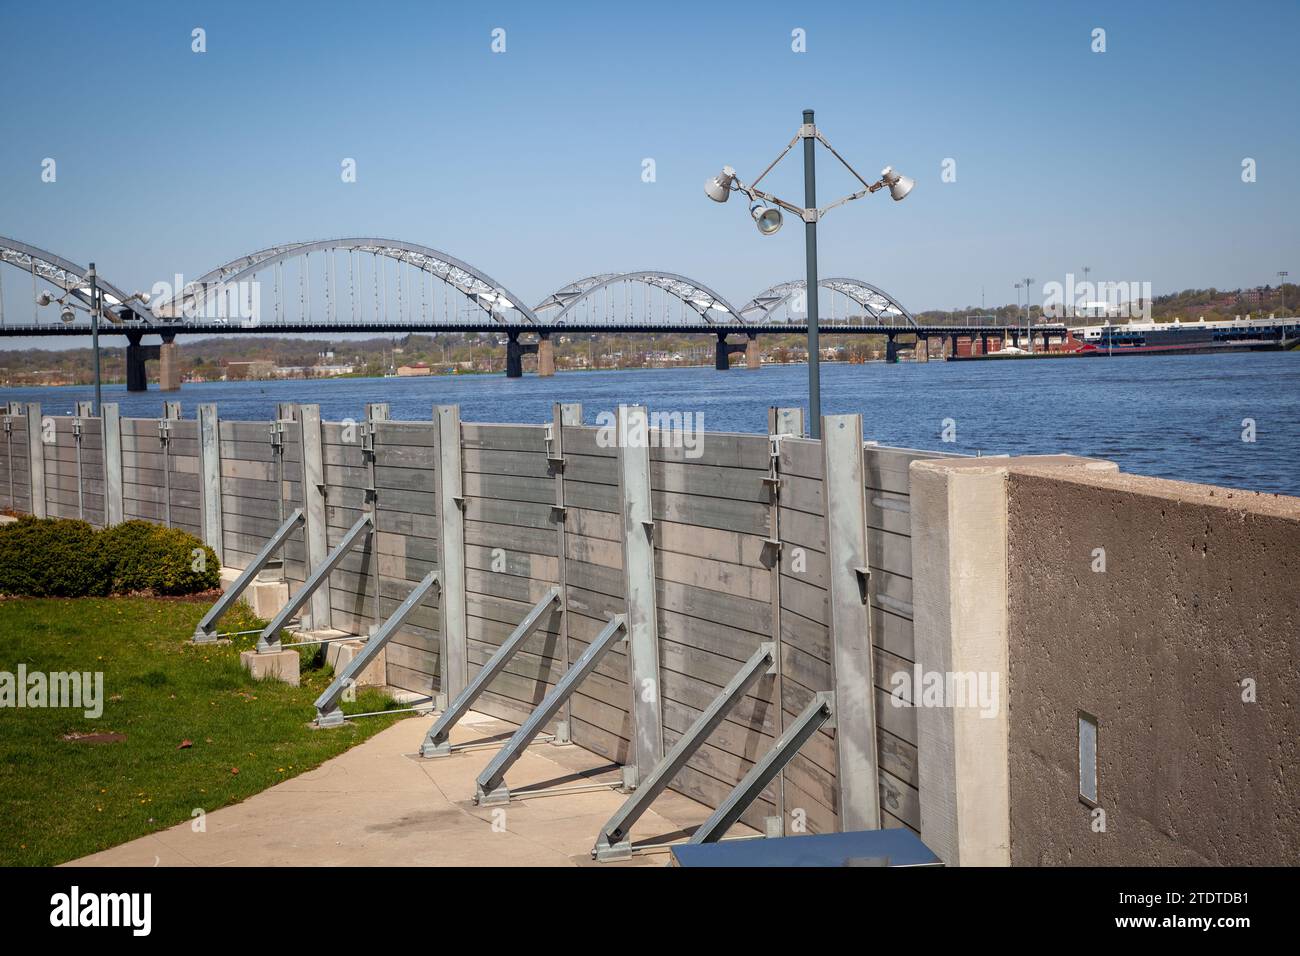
[0,595,410,866]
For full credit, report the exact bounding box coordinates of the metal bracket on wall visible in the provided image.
[419,587,562,756]
[688,691,835,845]
[474,614,627,806]
[193,509,305,642]
[256,512,373,651]
[314,568,441,727]
[593,642,777,861]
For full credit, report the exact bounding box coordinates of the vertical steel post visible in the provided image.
[364,403,388,636]
[297,404,331,631]
[617,404,663,784]
[802,109,822,440]
[25,403,45,518]
[101,402,123,525]
[552,401,582,743]
[821,413,881,830]
[198,403,224,565]
[436,404,468,702]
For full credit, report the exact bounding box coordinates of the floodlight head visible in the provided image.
[60,306,76,323]
[36,291,53,307]
[133,290,151,304]
[705,165,737,203]
[750,202,783,236]
[880,166,915,201]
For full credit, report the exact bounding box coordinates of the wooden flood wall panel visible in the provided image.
[217,419,307,586]
[775,437,841,834]
[320,420,379,638]
[120,418,202,537]
[859,443,962,833]
[370,421,442,697]
[41,415,106,527]
[561,425,632,764]
[0,413,32,514]
[460,423,565,728]
[650,431,782,834]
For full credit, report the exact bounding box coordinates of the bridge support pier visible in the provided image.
[506,331,541,378]
[126,332,160,392]
[159,334,181,391]
[537,333,555,377]
[916,335,929,363]
[714,333,751,370]
[885,334,899,364]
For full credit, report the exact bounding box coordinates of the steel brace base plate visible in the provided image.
[592,838,633,862]
[475,783,511,806]
[420,739,452,758]
[314,707,347,729]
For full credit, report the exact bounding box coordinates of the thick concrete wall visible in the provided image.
[1004,464,1300,865]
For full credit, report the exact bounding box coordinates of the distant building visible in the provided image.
[224,360,275,380]
[396,363,433,377]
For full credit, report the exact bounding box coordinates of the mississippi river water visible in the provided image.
[4,352,1297,496]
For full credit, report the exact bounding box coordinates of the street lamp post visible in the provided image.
[802,110,821,432]
[34,269,150,416]
[705,109,913,439]
[87,262,102,415]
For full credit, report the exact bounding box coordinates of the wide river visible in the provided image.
[4,352,1297,496]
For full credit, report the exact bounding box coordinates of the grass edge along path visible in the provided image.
[0,595,409,866]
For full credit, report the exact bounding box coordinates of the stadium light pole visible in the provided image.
[705,109,913,439]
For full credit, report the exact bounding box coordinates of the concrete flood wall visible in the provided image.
[0,398,954,839]
[1004,464,1300,865]
[911,455,1300,866]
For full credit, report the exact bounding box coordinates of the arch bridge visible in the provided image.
[0,236,1070,384]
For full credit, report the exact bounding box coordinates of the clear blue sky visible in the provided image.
[1,0,1296,324]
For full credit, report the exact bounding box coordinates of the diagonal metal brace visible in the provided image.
[475,614,627,805]
[420,586,562,757]
[193,509,305,642]
[593,642,776,861]
[256,512,373,651]
[689,691,835,845]
[313,569,440,726]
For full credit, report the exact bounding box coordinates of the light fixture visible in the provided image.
[60,306,76,323]
[705,110,915,438]
[704,166,736,203]
[750,202,783,235]
[36,291,53,307]
[880,166,915,202]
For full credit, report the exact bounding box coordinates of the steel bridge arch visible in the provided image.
[0,235,149,325]
[152,238,541,324]
[738,277,918,328]
[534,271,749,326]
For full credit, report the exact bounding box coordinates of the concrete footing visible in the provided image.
[218,566,289,620]
[240,648,301,686]
[325,638,386,688]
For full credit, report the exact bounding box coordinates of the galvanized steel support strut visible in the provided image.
[313,569,441,727]
[474,614,627,805]
[256,512,373,651]
[593,642,777,861]
[688,691,836,845]
[420,586,562,757]
[193,508,305,642]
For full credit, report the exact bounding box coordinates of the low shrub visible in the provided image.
[0,517,109,597]
[0,516,219,598]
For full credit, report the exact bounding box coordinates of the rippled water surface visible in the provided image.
[5,352,1297,495]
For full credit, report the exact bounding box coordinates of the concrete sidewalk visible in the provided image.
[71,710,725,867]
